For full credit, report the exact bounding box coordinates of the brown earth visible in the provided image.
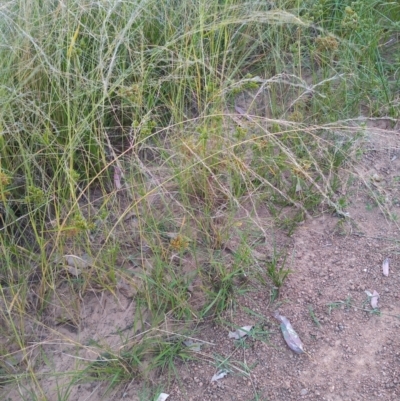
[162,119,400,401]
[2,119,400,401]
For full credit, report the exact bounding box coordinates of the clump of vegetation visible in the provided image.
[0,0,399,398]
[266,250,292,290]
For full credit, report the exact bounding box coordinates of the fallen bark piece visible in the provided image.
[371,290,380,308]
[365,290,380,308]
[228,325,253,340]
[211,369,229,382]
[155,393,169,401]
[274,311,305,354]
[382,258,389,277]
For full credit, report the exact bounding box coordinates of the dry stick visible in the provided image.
[351,233,400,243]
[329,300,400,319]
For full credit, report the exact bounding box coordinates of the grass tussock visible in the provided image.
[0,0,399,398]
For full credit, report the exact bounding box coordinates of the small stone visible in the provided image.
[372,173,382,182]
[300,388,308,396]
